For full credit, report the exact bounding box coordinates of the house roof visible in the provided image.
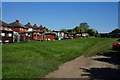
[9,20,28,29]
[25,22,34,29]
[45,32,56,35]
[38,25,43,30]
[33,24,39,29]
[0,20,11,28]
[39,25,46,30]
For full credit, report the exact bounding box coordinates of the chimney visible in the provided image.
[34,24,36,26]
[28,22,30,24]
[40,25,42,27]
[16,20,19,23]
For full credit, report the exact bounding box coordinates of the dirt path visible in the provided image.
[45,53,120,79]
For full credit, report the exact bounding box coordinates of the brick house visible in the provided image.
[0,20,13,43]
[64,32,75,39]
[25,23,45,41]
[9,20,28,33]
[9,20,28,41]
[45,32,56,40]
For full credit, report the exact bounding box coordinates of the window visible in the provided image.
[8,33,12,37]
[1,33,5,36]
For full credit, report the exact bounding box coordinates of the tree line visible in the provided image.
[60,23,99,37]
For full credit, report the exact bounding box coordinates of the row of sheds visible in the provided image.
[0,20,89,44]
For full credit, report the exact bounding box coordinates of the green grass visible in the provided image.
[2,37,117,78]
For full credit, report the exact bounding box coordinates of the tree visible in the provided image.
[73,26,82,33]
[60,29,67,32]
[87,29,99,36]
[44,28,51,32]
[67,29,73,33]
[110,29,120,34]
[80,23,89,29]
[80,23,89,32]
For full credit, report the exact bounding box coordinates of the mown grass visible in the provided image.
[2,37,117,78]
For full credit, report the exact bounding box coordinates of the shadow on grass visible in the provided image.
[81,50,120,80]
[81,67,120,80]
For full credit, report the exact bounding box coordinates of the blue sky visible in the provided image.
[2,2,118,33]
[1,0,120,2]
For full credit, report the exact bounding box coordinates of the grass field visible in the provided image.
[2,37,117,78]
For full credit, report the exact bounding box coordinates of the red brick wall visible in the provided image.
[40,34,44,40]
[12,28,20,32]
[45,34,55,40]
[32,33,38,40]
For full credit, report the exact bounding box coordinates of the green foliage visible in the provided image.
[73,26,82,33]
[110,29,120,34]
[44,28,51,32]
[59,29,67,32]
[80,23,89,29]
[66,29,73,33]
[87,29,98,36]
[59,23,98,35]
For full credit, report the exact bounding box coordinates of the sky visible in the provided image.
[2,2,118,33]
[1,0,120,2]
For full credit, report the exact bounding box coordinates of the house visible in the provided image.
[31,31,43,40]
[74,33,82,38]
[31,24,42,40]
[45,32,56,40]
[25,22,35,32]
[9,20,28,33]
[39,25,46,32]
[25,23,46,41]
[0,20,12,31]
[25,22,35,41]
[81,32,89,37]
[25,22,47,41]
[52,31,64,40]
[0,20,14,43]
[9,20,29,41]
[33,24,39,31]
[64,32,75,39]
